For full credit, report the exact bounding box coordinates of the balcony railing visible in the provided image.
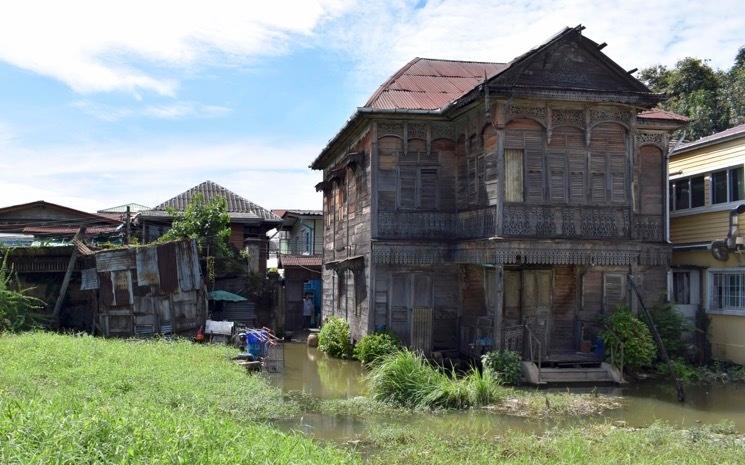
[378,208,496,240]
[502,203,631,239]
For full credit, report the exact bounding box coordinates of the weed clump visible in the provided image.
[367,350,504,409]
[354,332,400,365]
[481,349,522,385]
[318,316,353,358]
[602,306,656,371]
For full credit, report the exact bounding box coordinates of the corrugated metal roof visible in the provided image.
[144,181,280,222]
[22,225,119,235]
[672,123,745,155]
[365,58,508,111]
[97,203,151,213]
[96,249,133,272]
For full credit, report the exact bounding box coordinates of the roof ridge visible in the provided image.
[415,57,505,65]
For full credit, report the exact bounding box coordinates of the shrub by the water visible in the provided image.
[602,306,656,371]
[367,350,504,409]
[354,332,400,365]
[318,316,352,358]
[647,301,689,359]
[481,349,522,385]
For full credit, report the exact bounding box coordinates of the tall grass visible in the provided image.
[367,350,505,409]
[0,332,357,465]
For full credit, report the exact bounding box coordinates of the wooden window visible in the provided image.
[590,155,607,203]
[524,135,545,203]
[568,152,586,203]
[603,273,627,312]
[419,168,438,209]
[398,165,417,209]
[467,157,478,203]
[505,149,524,202]
[547,153,567,203]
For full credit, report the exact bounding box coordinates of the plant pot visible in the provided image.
[579,340,592,353]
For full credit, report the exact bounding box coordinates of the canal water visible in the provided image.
[267,343,745,442]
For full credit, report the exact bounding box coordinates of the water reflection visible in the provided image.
[269,342,745,442]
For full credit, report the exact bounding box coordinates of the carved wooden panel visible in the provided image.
[502,204,630,239]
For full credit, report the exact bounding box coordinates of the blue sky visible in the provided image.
[0,0,743,212]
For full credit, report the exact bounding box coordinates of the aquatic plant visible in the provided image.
[367,350,504,409]
[353,331,400,365]
[481,349,522,385]
[318,316,353,358]
[602,306,656,371]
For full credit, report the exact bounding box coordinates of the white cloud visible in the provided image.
[0,136,322,212]
[0,0,355,95]
[322,0,745,97]
[72,100,231,121]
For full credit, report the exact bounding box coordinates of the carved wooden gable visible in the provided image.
[489,31,651,98]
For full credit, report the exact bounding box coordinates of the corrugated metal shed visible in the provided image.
[176,240,202,291]
[136,246,160,287]
[96,249,132,272]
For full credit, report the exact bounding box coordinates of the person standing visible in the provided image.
[302,293,314,328]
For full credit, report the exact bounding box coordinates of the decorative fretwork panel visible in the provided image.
[503,204,631,239]
[634,214,663,242]
[377,207,496,240]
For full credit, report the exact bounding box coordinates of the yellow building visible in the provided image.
[669,123,745,364]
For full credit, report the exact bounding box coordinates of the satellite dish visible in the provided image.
[711,240,730,261]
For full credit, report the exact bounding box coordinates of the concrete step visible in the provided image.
[522,361,623,384]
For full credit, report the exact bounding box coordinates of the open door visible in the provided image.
[521,270,552,356]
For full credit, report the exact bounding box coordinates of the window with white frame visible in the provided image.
[672,271,691,305]
[669,174,705,210]
[712,166,744,205]
[709,270,745,312]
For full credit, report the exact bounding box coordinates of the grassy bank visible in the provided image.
[363,422,745,465]
[0,332,354,464]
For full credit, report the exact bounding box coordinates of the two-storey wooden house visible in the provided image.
[311,26,686,378]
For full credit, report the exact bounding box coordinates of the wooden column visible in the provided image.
[492,265,504,349]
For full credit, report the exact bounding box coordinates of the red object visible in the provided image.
[195,326,205,343]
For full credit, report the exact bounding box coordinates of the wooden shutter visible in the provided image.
[524,131,545,203]
[590,154,607,203]
[609,153,626,203]
[640,145,663,215]
[603,273,627,311]
[505,149,524,202]
[390,273,411,345]
[467,157,477,203]
[398,165,417,209]
[419,168,438,209]
[568,151,587,204]
[547,153,567,202]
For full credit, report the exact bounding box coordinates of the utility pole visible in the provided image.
[124,205,131,245]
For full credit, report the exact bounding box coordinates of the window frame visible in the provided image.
[707,269,745,315]
[669,174,705,211]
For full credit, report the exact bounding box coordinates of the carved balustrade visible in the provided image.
[377,207,496,240]
[502,203,631,240]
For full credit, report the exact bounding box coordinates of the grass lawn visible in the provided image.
[0,332,355,465]
[1,332,743,464]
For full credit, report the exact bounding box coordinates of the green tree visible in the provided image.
[725,46,745,126]
[640,58,729,139]
[159,194,232,258]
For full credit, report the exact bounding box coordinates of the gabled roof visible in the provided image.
[273,209,323,218]
[312,24,662,170]
[365,58,507,111]
[142,181,280,222]
[0,200,121,225]
[278,254,323,268]
[672,123,745,156]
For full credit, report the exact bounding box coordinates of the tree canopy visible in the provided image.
[639,46,745,140]
[159,193,232,257]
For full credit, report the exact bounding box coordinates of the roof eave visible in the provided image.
[671,131,745,157]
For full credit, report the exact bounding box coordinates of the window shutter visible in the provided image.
[524,132,545,203]
[603,273,626,311]
[419,168,438,209]
[590,155,607,203]
[547,153,567,202]
[467,157,477,203]
[568,151,587,203]
[399,165,417,209]
[610,153,626,203]
[505,149,524,202]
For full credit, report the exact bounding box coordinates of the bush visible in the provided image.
[317,317,352,358]
[0,251,44,332]
[353,332,400,365]
[602,306,656,371]
[367,350,505,409]
[646,301,689,359]
[481,350,522,385]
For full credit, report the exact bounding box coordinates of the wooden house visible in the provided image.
[137,180,281,275]
[669,123,745,364]
[274,209,323,331]
[311,25,687,381]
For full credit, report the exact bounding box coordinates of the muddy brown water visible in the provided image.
[267,343,745,442]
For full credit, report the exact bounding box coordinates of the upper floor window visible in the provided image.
[505,149,524,202]
[712,167,744,204]
[398,152,439,210]
[670,175,705,211]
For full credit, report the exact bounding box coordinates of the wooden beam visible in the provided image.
[51,227,85,328]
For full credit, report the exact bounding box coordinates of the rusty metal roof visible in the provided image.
[145,180,280,222]
[22,225,119,235]
[365,58,508,111]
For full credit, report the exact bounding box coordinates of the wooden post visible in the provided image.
[52,227,85,328]
[124,205,131,245]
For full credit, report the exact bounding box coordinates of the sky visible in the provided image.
[0,0,744,213]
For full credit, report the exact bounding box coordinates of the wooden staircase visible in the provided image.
[521,359,624,385]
